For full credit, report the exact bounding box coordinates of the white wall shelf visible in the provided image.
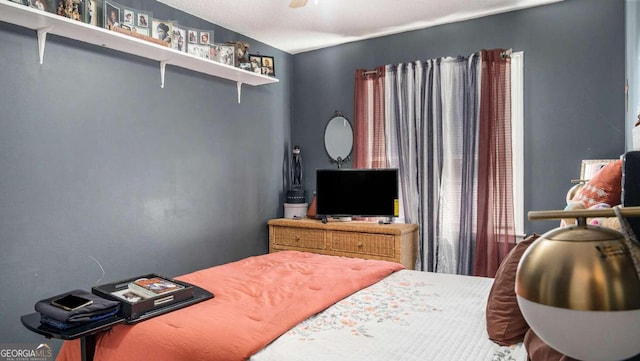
[0,0,279,103]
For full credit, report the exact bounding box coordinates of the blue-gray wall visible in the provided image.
[0,0,627,351]
[292,0,626,235]
[0,0,291,347]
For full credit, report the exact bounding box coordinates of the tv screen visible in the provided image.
[316,168,399,218]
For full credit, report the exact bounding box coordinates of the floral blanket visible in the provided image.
[251,270,526,361]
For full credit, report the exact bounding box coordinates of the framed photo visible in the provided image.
[248,54,263,74]
[188,29,198,44]
[227,41,249,65]
[123,8,134,26]
[137,12,150,28]
[187,44,210,60]
[209,45,218,61]
[151,19,173,46]
[27,0,52,12]
[215,44,235,67]
[199,31,211,45]
[261,55,275,77]
[83,0,99,25]
[580,159,618,181]
[104,1,120,30]
[172,26,187,52]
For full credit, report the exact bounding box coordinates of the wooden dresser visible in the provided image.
[268,218,419,270]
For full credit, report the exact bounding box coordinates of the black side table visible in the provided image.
[21,285,214,361]
[20,313,124,361]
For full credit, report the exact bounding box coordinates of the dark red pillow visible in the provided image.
[486,233,540,346]
[523,328,577,361]
[572,159,622,207]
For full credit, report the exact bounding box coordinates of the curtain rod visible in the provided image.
[362,49,512,76]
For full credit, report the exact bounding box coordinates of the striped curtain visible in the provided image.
[385,55,481,273]
[355,49,514,276]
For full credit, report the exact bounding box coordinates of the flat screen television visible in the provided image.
[315,168,399,219]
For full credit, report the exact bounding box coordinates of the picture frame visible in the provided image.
[580,159,618,181]
[83,0,99,26]
[27,0,53,13]
[187,29,198,44]
[103,1,120,30]
[123,8,134,26]
[137,11,150,28]
[215,44,236,67]
[187,43,210,60]
[261,55,275,77]
[209,45,218,61]
[199,31,211,45]
[248,54,262,74]
[226,41,250,66]
[151,19,173,46]
[172,25,187,52]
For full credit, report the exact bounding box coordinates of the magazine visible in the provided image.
[128,277,184,298]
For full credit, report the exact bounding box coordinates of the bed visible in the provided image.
[55,250,526,361]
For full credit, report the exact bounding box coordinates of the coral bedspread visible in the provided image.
[56,251,403,361]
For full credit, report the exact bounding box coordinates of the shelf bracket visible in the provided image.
[160,60,168,88]
[36,26,53,65]
[237,82,243,104]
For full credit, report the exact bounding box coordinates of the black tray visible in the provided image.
[92,273,197,321]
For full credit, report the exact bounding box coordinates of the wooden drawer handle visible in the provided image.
[295,236,301,241]
[357,242,363,247]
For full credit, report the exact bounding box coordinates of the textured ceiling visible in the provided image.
[157,0,563,54]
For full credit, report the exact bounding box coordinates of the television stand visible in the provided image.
[268,218,419,269]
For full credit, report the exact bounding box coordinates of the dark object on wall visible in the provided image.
[622,151,640,238]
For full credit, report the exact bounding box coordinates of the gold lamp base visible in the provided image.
[516,224,640,311]
[516,207,640,361]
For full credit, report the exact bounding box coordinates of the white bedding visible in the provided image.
[251,269,527,361]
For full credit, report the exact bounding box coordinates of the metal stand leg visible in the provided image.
[80,335,96,361]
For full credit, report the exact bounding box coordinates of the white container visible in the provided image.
[284,203,308,219]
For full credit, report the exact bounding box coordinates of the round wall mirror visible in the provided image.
[324,111,353,168]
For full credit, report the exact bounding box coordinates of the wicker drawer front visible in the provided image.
[272,226,326,250]
[330,231,395,257]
